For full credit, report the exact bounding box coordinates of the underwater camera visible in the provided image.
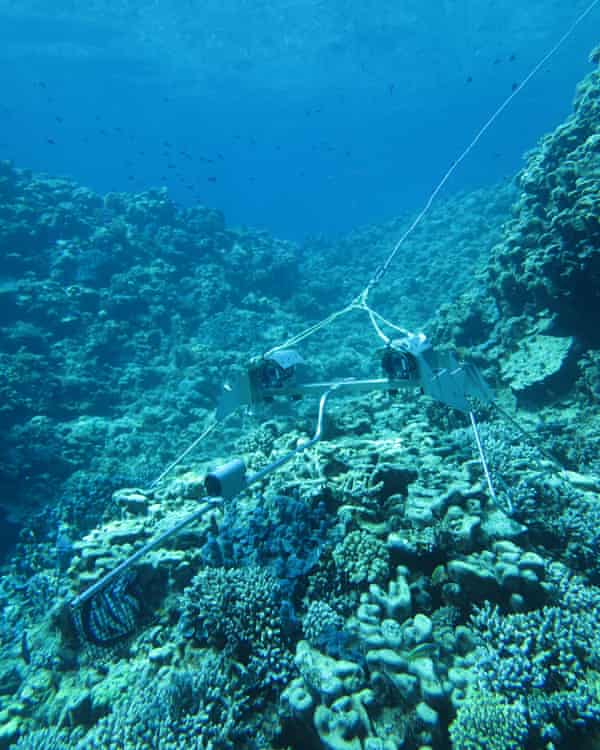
[217,349,305,418]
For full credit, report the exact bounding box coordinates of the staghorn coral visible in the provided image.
[77,657,250,750]
[449,687,528,750]
[465,564,600,745]
[179,565,292,688]
[11,728,70,750]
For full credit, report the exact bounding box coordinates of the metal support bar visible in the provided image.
[246,387,334,486]
[70,497,222,609]
[469,410,506,511]
[70,389,336,611]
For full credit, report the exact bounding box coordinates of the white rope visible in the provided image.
[362,304,415,342]
[151,1,599,488]
[263,300,360,357]
[366,306,390,344]
[263,0,600,356]
[148,417,220,489]
[361,0,600,301]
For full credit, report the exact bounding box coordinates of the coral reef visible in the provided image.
[449,688,528,750]
[179,565,293,688]
[0,47,599,750]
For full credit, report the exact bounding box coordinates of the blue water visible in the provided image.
[0,1,597,239]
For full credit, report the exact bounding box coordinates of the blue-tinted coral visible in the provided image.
[201,492,335,594]
[301,599,350,657]
[470,564,600,744]
[180,565,293,688]
[449,688,529,750]
[77,657,256,750]
[559,494,600,580]
[11,728,70,750]
[527,681,600,747]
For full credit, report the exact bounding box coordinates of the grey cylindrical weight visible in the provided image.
[205,458,247,500]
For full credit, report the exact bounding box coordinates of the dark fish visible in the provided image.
[466,75,473,84]
[46,138,56,145]
[207,176,217,182]
[511,81,519,92]
[21,631,30,664]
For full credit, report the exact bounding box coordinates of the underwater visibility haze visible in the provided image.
[0,2,600,750]
[0,0,599,237]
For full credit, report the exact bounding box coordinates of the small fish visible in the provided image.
[207,176,217,183]
[21,631,31,664]
[46,138,56,145]
[466,75,473,84]
[511,81,520,92]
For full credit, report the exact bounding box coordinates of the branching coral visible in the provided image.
[179,565,292,688]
